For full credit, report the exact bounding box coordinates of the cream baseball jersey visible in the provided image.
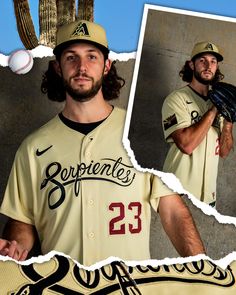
[1,107,174,266]
[162,86,222,205]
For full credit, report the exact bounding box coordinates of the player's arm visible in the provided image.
[171,106,218,155]
[158,194,205,256]
[0,218,37,261]
[219,120,234,158]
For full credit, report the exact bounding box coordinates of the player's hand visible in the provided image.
[0,238,28,261]
[209,105,218,117]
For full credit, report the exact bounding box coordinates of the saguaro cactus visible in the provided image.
[13,0,94,49]
[56,0,76,27]
[39,0,57,47]
[13,0,38,49]
[78,0,94,22]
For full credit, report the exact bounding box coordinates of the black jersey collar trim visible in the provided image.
[187,85,209,101]
[58,112,106,135]
[58,105,114,135]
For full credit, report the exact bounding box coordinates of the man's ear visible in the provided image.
[104,59,112,76]
[52,60,62,77]
[189,60,194,70]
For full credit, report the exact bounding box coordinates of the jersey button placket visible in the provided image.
[88,199,94,205]
[84,136,93,160]
[82,134,97,264]
[88,232,95,238]
[85,151,91,158]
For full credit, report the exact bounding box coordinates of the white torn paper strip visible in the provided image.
[0,249,235,271]
[122,3,236,270]
[0,46,136,67]
[123,4,236,224]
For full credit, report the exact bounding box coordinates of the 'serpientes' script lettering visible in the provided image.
[40,157,136,209]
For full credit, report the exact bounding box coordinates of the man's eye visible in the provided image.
[67,55,76,61]
[88,55,97,60]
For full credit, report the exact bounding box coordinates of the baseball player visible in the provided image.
[162,41,234,207]
[0,20,205,265]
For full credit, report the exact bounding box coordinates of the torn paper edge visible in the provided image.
[0,45,136,67]
[121,3,236,268]
[123,4,236,224]
[0,250,235,272]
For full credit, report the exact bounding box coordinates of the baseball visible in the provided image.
[8,49,34,74]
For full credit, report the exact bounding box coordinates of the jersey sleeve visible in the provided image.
[0,142,35,225]
[162,90,191,142]
[149,174,176,211]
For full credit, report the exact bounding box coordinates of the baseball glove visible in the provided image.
[208,82,236,122]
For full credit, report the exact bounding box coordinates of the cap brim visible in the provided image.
[53,39,109,57]
[192,51,223,62]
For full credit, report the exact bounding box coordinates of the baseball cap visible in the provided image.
[191,41,223,61]
[53,19,109,56]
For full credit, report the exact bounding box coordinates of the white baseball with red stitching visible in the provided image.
[8,49,34,74]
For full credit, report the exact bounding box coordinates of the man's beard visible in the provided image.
[63,74,103,102]
[193,68,215,85]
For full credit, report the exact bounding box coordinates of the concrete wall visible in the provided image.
[128,8,236,217]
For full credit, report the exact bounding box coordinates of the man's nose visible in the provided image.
[76,57,87,72]
[204,60,210,68]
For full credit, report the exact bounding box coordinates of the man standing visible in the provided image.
[162,41,233,207]
[0,20,205,265]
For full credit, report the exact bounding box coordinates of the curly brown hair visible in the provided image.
[179,60,224,84]
[41,59,125,102]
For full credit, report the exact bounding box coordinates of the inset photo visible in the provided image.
[125,4,236,216]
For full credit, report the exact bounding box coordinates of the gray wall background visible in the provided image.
[128,8,236,217]
[0,27,236,261]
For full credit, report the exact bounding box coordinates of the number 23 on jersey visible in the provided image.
[109,202,142,235]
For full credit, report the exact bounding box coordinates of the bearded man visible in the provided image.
[0,21,205,264]
[162,41,233,207]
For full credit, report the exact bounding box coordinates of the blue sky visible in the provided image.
[1,0,236,55]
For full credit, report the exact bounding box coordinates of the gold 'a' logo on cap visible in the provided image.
[204,43,214,51]
[71,22,90,37]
